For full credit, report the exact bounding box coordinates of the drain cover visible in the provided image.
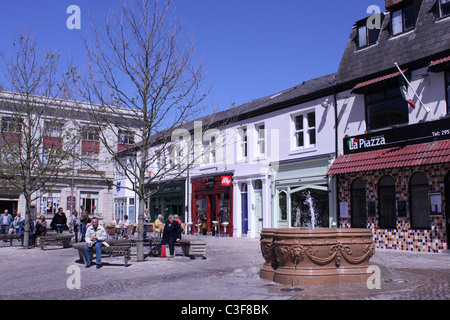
[385,279,407,284]
[280,287,303,292]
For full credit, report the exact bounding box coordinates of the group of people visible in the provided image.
[0,209,48,247]
[2,206,183,268]
[0,205,92,247]
[83,212,183,269]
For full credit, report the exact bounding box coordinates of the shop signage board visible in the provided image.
[343,118,450,155]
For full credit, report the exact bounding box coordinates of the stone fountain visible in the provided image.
[260,192,375,286]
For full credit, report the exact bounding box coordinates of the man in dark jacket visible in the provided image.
[161,214,183,258]
[51,208,67,233]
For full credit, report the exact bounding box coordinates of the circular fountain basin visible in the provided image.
[260,228,375,286]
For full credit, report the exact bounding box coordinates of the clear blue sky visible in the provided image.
[0,0,386,112]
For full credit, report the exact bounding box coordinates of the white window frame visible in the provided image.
[291,110,316,152]
[255,123,266,157]
[237,126,248,162]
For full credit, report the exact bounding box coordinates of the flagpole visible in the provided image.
[394,62,430,113]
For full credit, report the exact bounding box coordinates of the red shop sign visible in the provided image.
[221,176,232,186]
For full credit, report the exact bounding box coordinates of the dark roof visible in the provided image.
[336,0,450,89]
[327,139,450,175]
[120,72,338,154]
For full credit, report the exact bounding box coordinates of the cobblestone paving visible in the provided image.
[0,236,449,300]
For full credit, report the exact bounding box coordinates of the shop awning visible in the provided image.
[351,69,407,94]
[428,55,450,72]
[327,139,450,175]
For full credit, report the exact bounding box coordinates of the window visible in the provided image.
[351,179,367,228]
[80,151,99,170]
[256,124,265,156]
[203,135,216,164]
[1,117,22,133]
[114,198,126,220]
[446,71,450,114]
[365,87,409,130]
[410,172,431,229]
[80,192,98,216]
[378,176,397,229]
[118,130,134,145]
[45,121,63,137]
[391,3,416,35]
[238,127,248,160]
[293,111,316,149]
[357,18,383,48]
[438,0,450,18]
[278,191,287,221]
[82,127,99,141]
[41,192,60,215]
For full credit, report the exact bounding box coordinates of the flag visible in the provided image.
[399,75,416,109]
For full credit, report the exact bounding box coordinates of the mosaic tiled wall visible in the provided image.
[337,163,449,253]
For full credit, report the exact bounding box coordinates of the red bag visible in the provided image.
[160,245,166,258]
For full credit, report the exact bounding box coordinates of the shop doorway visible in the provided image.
[0,200,18,216]
[241,184,248,235]
[254,180,263,237]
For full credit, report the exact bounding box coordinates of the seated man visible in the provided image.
[154,214,163,233]
[84,217,107,269]
[111,216,124,239]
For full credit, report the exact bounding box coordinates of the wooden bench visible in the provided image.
[37,234,73,250]
[178,239,207,259]
[149,238,207,259]
[0,234,21,246]
[72,242,132,267]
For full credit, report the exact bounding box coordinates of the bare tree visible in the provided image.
[78,0,211,261]
[0,32,76,247]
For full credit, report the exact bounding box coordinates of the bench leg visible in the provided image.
[78,249,87,264]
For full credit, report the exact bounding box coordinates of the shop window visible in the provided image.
[279,191,287,221]
[114,198,126,220]
[365,86,409,130]
[293,111,316,150]
[351,179,367,228]
[290,188,329,228]
[80,192,98,216]
[378,176,397,229]
[391,3,416,36]
[195,195,207,224]
[41,192,61,215]
[438,0,450,18]
[410,172,431,229]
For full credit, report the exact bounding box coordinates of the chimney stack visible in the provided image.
[385,0,408,10]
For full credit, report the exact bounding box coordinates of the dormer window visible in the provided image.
[391,3,416,35]
[438,0,450,18]
[356,15,384,49]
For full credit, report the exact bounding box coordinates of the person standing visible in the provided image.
[83,217,107,269]
[12,212,24,235]
[69,210,80,243]
[80,205,89,242]
[0,210,12,235]
[161,214,183,258]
